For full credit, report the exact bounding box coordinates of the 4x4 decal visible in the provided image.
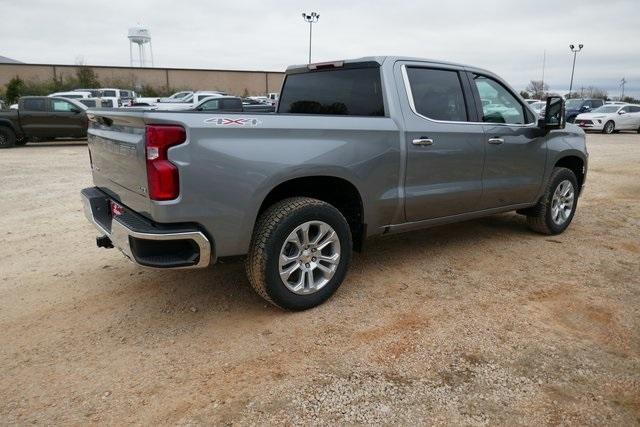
[204,117,262,127]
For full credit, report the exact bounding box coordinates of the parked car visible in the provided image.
[193,96,275,113]
[81,56,586,310]
[99,88,137,106]
[49,91,92,99]
[78,98,102,108]
[605,101,626,105]
[564,98,605,123]
[0,96,88,148]
[524,99,541,105]
[164,91,194,101]
[574,104,640,134]
[242,98,277,112]
[74,88,102,97]
[267,92,279,105]
[154,91,226,110]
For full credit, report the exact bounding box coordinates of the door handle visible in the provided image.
[488,137,504,145]
[412,138,434,146]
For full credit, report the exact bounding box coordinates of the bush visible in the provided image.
[76,67,100,88]
[5,76,25,104]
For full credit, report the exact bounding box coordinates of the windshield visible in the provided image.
[169,91,191,99]
[565,99,583,109]
[591,106,620,114]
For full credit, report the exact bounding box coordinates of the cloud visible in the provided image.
[2,0,638,96]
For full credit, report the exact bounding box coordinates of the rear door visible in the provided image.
[398,62,485,221]
[468,72,546,208]
[18,98,52,138]
[49,98,86,137]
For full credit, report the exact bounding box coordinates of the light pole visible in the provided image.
[302,12,319,64]
[568,44,583,98]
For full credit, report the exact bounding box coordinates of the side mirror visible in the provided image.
[538,96,565,132]
[618,110,626,115]
[70,108,81,114]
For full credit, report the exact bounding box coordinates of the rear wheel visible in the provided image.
[526,167,578,235]
[246,197,352,310]
[602,120,615,134]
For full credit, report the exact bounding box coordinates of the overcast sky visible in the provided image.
[2,0,639,97]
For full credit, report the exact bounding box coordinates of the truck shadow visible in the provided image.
[112,212,532,321]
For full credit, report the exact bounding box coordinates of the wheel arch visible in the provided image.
[554,154,585,194]
[255,175,366,251]
[0,119,19,135]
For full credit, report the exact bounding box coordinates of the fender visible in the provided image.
[0,118,21,136]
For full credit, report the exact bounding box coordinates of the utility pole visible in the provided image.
[568,44,583,98]
[302,12,320,64]
[620,77,627,100]
[541,50,546,91]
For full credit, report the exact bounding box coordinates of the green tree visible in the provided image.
[75,67,100,88]
[5,76,25,104]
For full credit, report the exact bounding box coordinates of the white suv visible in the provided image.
[574,104,640,134]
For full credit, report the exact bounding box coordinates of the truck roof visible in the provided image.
[286,56,493,76]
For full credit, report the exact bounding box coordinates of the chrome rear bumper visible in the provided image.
[81,187,212,269]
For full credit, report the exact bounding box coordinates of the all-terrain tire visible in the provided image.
[0,127,16,148]
[526,167,579,235]
[245,197,352,310]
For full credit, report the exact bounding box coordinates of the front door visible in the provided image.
[49,98,85,137]
[399,64,485,221]
[469,73,546,208]
[617,106,637,130]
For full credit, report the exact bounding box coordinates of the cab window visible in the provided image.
[52,100,76,112]
[473,74,526,124]
[22,98,47,111]
[200,99,220,110]
[405,67,468,122]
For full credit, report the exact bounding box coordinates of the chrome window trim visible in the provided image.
[401,64,537,128]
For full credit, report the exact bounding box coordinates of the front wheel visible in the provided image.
[602,120,615,134]
[246,197,352,310]
[526,167,578,235]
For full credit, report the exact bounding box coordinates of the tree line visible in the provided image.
[519,80,638,103]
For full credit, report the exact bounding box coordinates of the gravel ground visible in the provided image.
[0,134,639,425]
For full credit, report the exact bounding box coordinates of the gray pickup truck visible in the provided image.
[81,56,587,310]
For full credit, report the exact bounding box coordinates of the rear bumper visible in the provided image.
[81,187,212,268]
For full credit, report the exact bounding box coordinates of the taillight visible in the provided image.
[145,124,186,201]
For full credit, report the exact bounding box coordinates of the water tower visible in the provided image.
[128,27,154,67]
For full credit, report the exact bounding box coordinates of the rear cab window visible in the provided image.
[22,98,48,111]
[405,67,468,121]
[278,65,385,116]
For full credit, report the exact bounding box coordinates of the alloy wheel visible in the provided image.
[551,180,575,225]
[278,220,341,295]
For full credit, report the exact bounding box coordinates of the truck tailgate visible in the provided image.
[87,111,149,208]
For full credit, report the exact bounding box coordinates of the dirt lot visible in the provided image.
[1,134,639,425]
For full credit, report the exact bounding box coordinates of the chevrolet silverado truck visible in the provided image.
[0,96,88,148]
[81,56,587,310]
